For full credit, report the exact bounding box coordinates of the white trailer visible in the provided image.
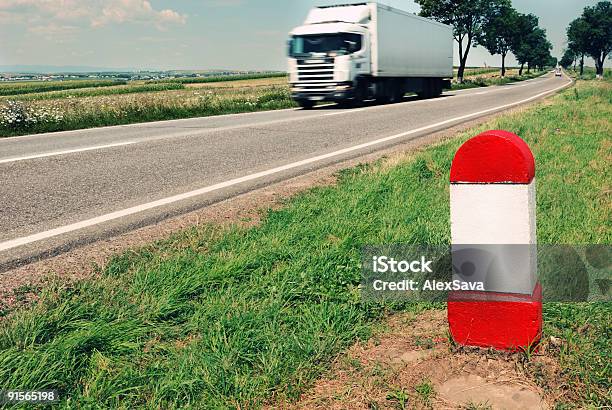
[288,2,453,108]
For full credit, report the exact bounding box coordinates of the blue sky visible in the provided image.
[0,0,603,71]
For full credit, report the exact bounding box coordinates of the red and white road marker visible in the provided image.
[447,130,542,351]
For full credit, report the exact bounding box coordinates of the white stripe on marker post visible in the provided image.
[447,130,542,351]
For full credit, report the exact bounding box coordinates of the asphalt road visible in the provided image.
[0,73,572,269]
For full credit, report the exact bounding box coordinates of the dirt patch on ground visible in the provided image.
[0,102,547,315]
[279,310,572,410]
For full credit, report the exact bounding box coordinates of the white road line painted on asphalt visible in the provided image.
[0,141,138,165]
[0,75,554,165]
[0,77,572,253]
[324,108,367,116]
[507,82,533,89]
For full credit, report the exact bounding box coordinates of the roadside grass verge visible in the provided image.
[566,66,612,81]
[449,70,544,90]
[0,77,609,407]
[0,79,126,96]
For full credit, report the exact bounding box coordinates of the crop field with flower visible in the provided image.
[0,77,295,136]
[9,82,186,101]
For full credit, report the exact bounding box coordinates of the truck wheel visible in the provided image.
[375,79,392,104]
[298,100,315,109]
[351,80,367,107]
[432,79,443,97]
[416,81,430,99]
[417,79,436,99]
[416,90,430,99]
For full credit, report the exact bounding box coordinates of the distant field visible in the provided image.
[0,69,546,137]
[454,67,500,76]
[6,82,186,101]
[0,79,126,96]
[147,72,287,85]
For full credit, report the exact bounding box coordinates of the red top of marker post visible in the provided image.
[450,130,535,184]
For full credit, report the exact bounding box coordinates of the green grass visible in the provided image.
[565,66,612,81]
[0,79,126,96]
[386,388,410,409]
[543,304,611,406]
[414,379,435,405]
[0,79,609,408]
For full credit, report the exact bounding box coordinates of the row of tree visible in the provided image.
[414,0,555,82]
[559,1,611,77]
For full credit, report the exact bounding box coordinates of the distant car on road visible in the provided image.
[555,68,562,77]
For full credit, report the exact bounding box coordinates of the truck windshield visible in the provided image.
[289,33,362,57]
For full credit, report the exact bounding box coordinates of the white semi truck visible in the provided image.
[288,2,453,108]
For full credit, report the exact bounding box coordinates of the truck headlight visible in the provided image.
[335,84,352,90]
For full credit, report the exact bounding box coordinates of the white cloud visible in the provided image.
[0,0,186,30]
[92,0,187,28]
[158,8,186,24]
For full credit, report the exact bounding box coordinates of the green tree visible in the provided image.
[511,13,539,75]
[559,48,576,69]
[531,34,553,71]
[580,1,611,77]
[415,0,510,83]
[520,27,551,72]
[567,17,590,76]
[480,4,519,77]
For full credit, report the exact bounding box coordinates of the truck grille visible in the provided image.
[296,58,335,83]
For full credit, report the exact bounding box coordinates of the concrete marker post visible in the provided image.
[447,130,542,351]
